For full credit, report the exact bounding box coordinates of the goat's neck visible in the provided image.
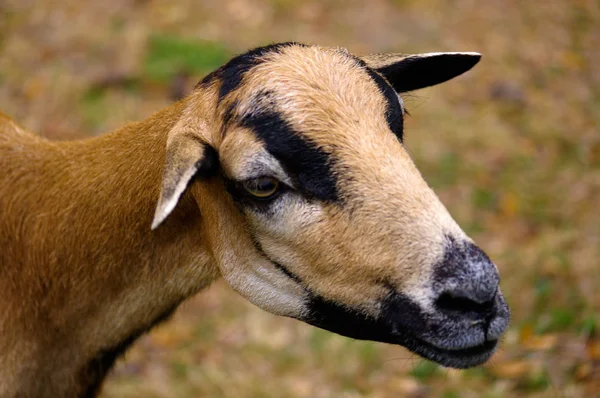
[2,100,220,397]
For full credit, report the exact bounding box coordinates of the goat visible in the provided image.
[0,42,509,397]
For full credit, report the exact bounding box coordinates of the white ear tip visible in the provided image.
[151,214,165,230]
[151,203,170,230]
[420,51,481,58]
[459,52,482,57]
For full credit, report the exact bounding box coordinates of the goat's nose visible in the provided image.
[433,239,500,317]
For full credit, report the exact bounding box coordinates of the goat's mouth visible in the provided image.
[303,290,508,368]
[395,333,498,368]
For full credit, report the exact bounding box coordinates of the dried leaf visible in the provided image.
[519,324,534,344]
[500,191,519,218]
[575,363,592,381]
[522,334,559,351]
[490,360,532,379]
[23,77,45,100]
[586,339,600,360]
[149,325,193,349]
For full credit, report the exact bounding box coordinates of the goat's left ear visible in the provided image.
[361,52,481,93]
[152,122,218,230]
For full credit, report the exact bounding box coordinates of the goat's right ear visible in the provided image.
[151,127,218,230]
[361,52,481,93]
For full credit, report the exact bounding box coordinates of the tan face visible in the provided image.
[154,43,509,368]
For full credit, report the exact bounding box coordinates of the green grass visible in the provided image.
[143,35,231,83]
[80,88,109,131]
[409,360,440,381]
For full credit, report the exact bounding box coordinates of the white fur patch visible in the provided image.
[219,245,308,317]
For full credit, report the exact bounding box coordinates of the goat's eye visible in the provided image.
[242,177,280,199]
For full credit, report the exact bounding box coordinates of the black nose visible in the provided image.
[433,238,499,318]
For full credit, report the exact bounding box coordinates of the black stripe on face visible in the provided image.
[305,287,426,342]
[353,56,404,141]
[197,42,307,102]
[365,68,404,142]
[250,234,304,285]
[239,106,340,202]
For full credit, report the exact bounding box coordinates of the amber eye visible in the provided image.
[242,177,280,199]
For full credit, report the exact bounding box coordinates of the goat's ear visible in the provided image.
[152,126,218,230]
[361,52,481,93]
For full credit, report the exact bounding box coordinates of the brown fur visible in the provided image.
[0,44,500,397]
[0,104,219,396]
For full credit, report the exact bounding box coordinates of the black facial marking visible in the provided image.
[305,283,503,368]
[197,42,306,102]
[272,261,303,284]
[239,106,340,202]
[306,287,425,342]
[365,68,404,141]
[352,56,404,141]
[221,100,239,134]
[249,233,304,284]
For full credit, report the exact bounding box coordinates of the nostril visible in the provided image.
[435,291,496,316]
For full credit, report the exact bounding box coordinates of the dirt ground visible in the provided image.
[1,0,599,397]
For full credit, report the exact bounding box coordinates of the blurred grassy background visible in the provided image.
[1,0,599,396]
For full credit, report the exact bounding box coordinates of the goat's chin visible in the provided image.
[298,289,508,369]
